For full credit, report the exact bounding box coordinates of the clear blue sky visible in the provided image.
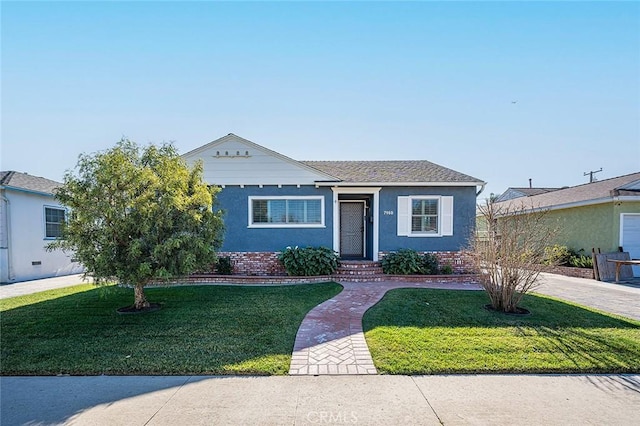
[2,1,639,199]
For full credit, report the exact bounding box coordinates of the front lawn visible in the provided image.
[363,289,640,374]
[1,282,342,375]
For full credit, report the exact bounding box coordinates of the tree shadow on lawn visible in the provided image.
[0,283,342,376]
[362,288,640,374]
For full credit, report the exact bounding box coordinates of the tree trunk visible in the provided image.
[134,283,151,310]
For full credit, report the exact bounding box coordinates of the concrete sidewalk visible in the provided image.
[1,374,639,425]
[0,274,91,300]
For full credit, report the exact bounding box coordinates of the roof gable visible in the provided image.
[616,179,640,192]
[184,134,485,187]
[0,171,60,195]
[182,134,339,186]
[495,187,561,202]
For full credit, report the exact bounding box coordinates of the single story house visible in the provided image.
[492,172,640,275]
[183,134,486,275]
[0,171,83,283]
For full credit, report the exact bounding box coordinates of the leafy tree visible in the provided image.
[50,139,224,310]
[469,199,557,313]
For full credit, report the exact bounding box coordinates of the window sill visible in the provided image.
[248,224,326,229]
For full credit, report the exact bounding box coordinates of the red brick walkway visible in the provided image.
[289,280,481,375]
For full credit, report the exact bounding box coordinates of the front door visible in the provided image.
[340,201,365,258]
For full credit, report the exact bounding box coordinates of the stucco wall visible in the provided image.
[378,186,477,252]
[216,185,334,252]
[544,203,614,253]
[1,189,83,283]
[532,201,640,254]
[216,185,478,254]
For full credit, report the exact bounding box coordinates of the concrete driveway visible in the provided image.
[534,272,640,321]
[0,274,91,300]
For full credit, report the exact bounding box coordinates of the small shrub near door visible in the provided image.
[215,257,234,275]
[278,246,339,276]
[381,249,442,275]
[439,264,453,275]
[422,253,439,274]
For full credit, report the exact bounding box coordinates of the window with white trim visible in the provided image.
[397,196,453,237]
[249,196,324,227]
[45,207,66,239]
[412,198,439,234]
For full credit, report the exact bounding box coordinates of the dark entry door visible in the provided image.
[340,201,365,258]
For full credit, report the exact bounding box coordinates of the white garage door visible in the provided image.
[621,213,640,276]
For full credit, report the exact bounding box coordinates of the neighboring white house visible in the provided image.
[0,171,83,283]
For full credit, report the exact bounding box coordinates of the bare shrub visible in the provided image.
[470,199,558,313]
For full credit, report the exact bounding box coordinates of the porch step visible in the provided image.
[336,260,383,276]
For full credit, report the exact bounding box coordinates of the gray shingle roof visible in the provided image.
[495,187,561,202]
[301,160,484,184]
[495,172,640,210]
[0,171,61,195]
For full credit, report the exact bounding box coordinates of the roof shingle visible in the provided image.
[0,171,61,195]
[301,160,484,184]
[495,172,640,210]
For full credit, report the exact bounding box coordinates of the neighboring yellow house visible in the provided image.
[487,172,640,275]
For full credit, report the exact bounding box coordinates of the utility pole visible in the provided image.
[584,168,602,183]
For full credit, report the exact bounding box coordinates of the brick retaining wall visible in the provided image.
[184,273,480,285]
[539,265,595,279]
[216,252,285,276]
[212,250,476,276]
[378,250,475,274]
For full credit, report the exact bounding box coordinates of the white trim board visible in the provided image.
[331,187,381,261]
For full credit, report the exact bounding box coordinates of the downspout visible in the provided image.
[476,183,486,197]
[0,191,13,282]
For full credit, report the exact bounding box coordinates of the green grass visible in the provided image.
[363,289,640,374]
[1,282,342,375]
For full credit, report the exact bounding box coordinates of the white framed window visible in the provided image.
[397,196,453,237]
[44,206,66,239]
[248,196,324,228]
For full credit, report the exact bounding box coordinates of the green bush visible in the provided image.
[382,249,441,275]
[543,245,594,269]
[440,264,453,275]
[568,254,594,269]
[422,253,439,274]
[215,257,234,275]
[543,244,572,266]
[277,246,339,276]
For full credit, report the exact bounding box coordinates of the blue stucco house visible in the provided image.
[183,134,485,275]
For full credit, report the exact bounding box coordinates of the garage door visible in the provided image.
[621,213,640,276]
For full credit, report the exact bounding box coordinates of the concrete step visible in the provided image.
[335,268,384,275]
[338,261,382,269]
